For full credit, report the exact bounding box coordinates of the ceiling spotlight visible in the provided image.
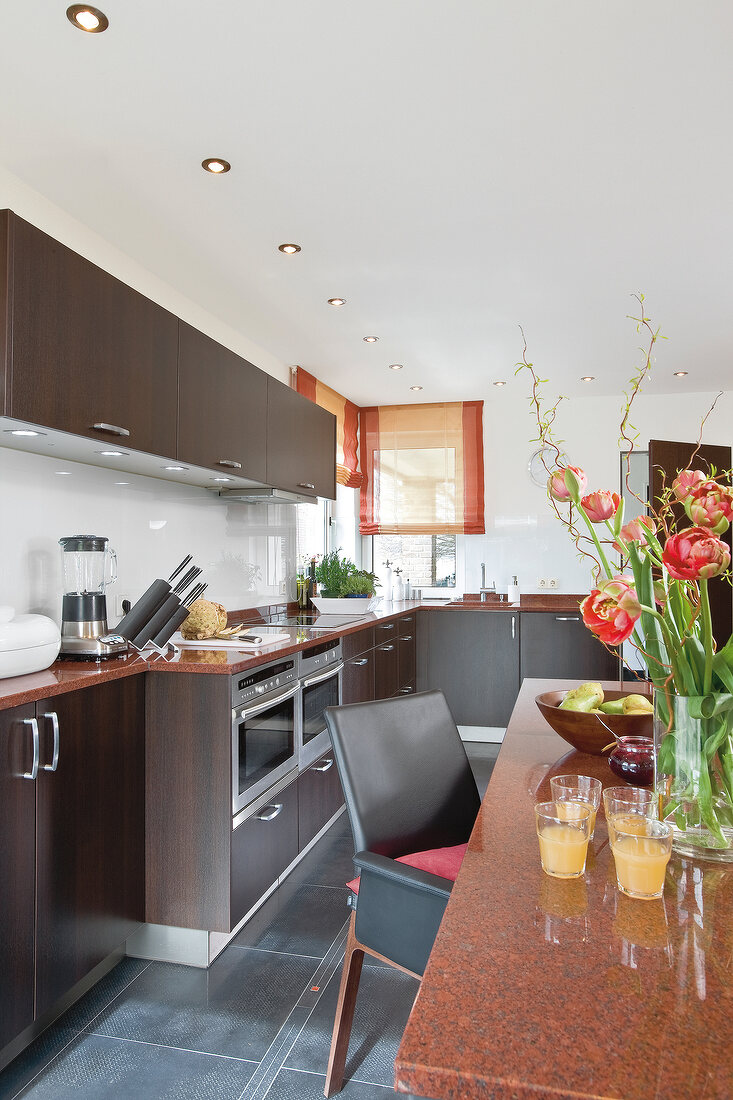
[389,364,403,371]
[212,476,233,482]
[163,465,188,472]
[114,481,130,486]
[580,376,595,382]
[66,5,108,32]
[55,471,72,477]
[278,243,301,254]
[202,158,231,174]
[410,385,423,392]
[327,298,346,307]
[5,428,46,437]
[96,449,127,457]
[363,336,379,343]
[673,371,689,377]
[493,381,507,387]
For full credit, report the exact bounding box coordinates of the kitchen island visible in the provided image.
[395,678,733,1100]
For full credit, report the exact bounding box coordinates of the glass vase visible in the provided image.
[654,688,733,861]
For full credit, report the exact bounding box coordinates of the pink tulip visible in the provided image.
[672,469,706,504]
[581,490,620,523]
[580,576,641,646]
[685,480,733,535]
[613,515,656,553]
[548,465,588,502]
[663,527,731,581]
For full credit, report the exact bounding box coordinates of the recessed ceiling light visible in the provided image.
[673,371,689,377]
[580,376,595,382]
[202,158,231,174]
[363,336,379,343]
[389,364,403,371]
[410,385,423,392]
[278,243,301,254]
[66,5,108,32]
[4,428,46,437]
[114,481,129,486]
[493,381,507,387]
[96,449,128,457]
[55,471,72,477]
[327,298,346,307]
[212,476,233,482]
[163,465,188,472]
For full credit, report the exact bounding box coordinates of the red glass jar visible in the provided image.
[608,735,655,788]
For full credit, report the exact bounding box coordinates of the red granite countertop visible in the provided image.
[395,677,733,1100]
[0,596,587,711]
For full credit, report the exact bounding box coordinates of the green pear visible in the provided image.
[622,694,653,714]
[599,699,625,715]
[559,683,604,712]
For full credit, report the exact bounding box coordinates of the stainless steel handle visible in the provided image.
[22,718,39,780]
[555,616,580,621]
[400,635,413,642]
[350,658,369,666]
[377,623,394,630]
[42,712,60,772]
[235,682,300,721]
[255,803,283,821]
[92,422,130,437]
[380,644,395,652]
[402,617,414,624]
[511,616,516,640]
[312,758,334,772]
[217,459,242,469]
[302,662,344,688]
[298,482,316,490]
[399,687,413,694]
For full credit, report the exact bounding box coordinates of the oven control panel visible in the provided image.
[232,658,297,708]
[299,638,343,676]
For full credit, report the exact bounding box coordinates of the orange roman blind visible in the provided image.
[294,368,363,488]
[359,401,485,535]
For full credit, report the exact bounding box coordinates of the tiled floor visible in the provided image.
[0,743,497,1100]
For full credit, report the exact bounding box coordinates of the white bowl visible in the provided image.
[0,609,61,679]
[310,596,377,615]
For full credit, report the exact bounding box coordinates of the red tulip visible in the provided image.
[662,527,731,581]
[548,465,588,502]
[685,480,733,535]
[672,469,706,504]
[613,515,656,554]
[580,576,641,646]
[581,490,620,523]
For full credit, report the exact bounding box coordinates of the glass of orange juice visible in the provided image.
[609,818,673,900]
[550,775,602,838]
[535,801,592,879]
[603,788,656,842]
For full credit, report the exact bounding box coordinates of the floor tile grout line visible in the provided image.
[229,945,326,960]
[84,1032,261,1065]
[8,960,153,1100]
[275,1065,394,1090]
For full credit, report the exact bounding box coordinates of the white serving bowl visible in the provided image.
[310,596,378,615]
[0,606,61,679]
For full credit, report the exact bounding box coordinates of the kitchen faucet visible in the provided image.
[480,563,496,601]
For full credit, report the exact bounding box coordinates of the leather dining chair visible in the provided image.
[323,689,481,1097]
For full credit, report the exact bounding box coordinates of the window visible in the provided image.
[373,534,456,589]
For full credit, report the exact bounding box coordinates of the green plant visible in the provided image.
[340,570,379,597]
[314,550,356,597]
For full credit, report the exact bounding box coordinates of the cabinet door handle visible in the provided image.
[312,758,334,772]
[400,635,413,642]
[555,616,580,621]
[217,459,242,469]
[255,803,284,821]
[22,718,39,780]
[380,644,395,652]
[42,712,60,772]
[298,482,316,490]
[351,658,369,666]
[92,422,130,437]
[511,616,516,640]
[377,623,394,631]
[399,687,413,694]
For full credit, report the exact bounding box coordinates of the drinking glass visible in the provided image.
[535,801,592,879]
[609,818,673,900]
[603,786,656,840]
[549,775,603,839]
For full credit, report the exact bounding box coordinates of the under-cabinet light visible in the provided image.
[66,5,108,32]
[278,243,301,254]
[327,298,346,307]
[202,158,231,174]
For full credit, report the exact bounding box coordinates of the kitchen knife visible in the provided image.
[115,579,173,640]
[149,582,209,649]
[168,555,192,583]
[128,592,182,650]
[172,565,201,594]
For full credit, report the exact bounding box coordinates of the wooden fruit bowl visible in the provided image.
[535,689,653,755]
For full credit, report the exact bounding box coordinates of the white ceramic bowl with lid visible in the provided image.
[0,606,61,679]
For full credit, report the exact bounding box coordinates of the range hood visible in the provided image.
[211,486,319,505]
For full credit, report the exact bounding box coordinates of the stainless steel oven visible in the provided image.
[298,638,343,769]
[231,657,299,814]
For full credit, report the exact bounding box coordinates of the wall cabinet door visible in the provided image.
[520,612,619,682]
[341,651,375,705]
[421,610,520,726]
[34,678,145,1018]
[230,780,298,928]
[0,704,36,1050]
[266,377,337,499]
[177,322,268,481]
[4,211,179,456]
[298,752,344,852]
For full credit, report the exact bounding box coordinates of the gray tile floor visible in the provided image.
[0,744,496,1100]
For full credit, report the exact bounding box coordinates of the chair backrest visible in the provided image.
[325,689,481,858]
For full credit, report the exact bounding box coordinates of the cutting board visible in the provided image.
[169,631,291,650]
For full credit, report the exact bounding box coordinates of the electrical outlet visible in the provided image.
[115,594,131,617]
[548,578,558,589]
[538,578,547,588]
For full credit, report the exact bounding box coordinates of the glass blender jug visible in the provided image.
[58,535,126,659]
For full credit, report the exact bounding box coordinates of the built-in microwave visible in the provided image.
[298,638,343,769]
[231,657,299,815]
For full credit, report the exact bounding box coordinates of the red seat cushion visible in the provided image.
[346,842,468,895]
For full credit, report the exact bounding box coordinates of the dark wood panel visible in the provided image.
[266,376,337,499]
[397,631,417,693]
[341,651,375,705]
[0,211,9,415]
[341,626,375,660]
[230,780,298,928]
[0,703,36,1049]
[177,321,268,481]
[373,620,397,642]
[145,672,232,932]
[374,641,399,700]
[298,752,344,852]
[649,438,732,646]
[398,614,417,636]
[6,211,178,455]
[520,611,619,683]
[34,677,145,1017]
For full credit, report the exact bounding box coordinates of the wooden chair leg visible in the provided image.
[324,912,365,1097]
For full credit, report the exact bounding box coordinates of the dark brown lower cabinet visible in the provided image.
[341,650,375,704]
[519,612,619,682]
[298,752,345,851]
[230,781,298,928]
[374,640,399,699]
[397,630,417,695]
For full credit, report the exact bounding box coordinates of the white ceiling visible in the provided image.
[1,0,732,406]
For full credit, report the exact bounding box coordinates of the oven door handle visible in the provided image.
[301,661,344,689]
[234,682,300,721]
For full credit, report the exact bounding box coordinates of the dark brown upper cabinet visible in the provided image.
[177,322,268,482]
[0,209,179,456]
[266,376,337,500]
